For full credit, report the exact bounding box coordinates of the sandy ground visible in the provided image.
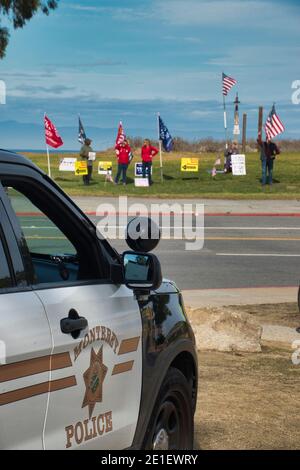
[227,302,300,329]
[192,303,300,449]
[187,302,300,329]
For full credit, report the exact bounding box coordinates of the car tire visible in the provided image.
[142,367,194,450]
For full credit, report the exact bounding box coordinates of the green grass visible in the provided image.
[23,150,300,199]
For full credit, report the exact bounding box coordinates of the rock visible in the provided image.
[187,307,262,353]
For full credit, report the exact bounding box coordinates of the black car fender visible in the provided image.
[131,283,198,449]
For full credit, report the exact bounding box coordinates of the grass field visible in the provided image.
[22,150,300,199]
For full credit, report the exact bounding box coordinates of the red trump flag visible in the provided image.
[44,115,63,148]
[115,121,125,145]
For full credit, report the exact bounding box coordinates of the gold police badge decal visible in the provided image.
[82,346,108,418]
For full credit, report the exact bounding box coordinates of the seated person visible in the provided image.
[224,140,239,173]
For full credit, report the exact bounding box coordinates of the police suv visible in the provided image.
[0,150,198,450]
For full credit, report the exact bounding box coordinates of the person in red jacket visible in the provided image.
[115,139,131,185]
[141,139,158,185]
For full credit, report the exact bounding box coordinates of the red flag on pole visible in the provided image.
[115,121,126,145]
[44,115,63,148]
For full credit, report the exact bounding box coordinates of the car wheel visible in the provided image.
[143,367,194,450]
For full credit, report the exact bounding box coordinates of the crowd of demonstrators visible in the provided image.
[114,138,131,185]
[79,137,159,188]
[113,137,158,187]
[257,131,280,186]
[80,133,281,189]
[141,139,159,185]
[224,140,239,173]
[79,138,94,185]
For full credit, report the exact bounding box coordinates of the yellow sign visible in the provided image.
[98,161,113,175]
[75,161,88,176]
[181,158,199,172]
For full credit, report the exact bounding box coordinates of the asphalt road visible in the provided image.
[90,215,300,290]
[19,209,300,292]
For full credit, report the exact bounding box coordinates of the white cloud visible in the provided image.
[155,0,300,32]
[207,45,300,68]
[66,3,155,21]
[57,0,300,36]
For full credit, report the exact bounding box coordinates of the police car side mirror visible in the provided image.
[122,251,162,291]
[126,217,161,253]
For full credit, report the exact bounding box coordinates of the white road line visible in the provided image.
[22,223,300,230]
[205,227,300,230]
[216,253,300,257]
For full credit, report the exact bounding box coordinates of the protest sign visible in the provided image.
[134,178,149,187]
[59,157,77,172]
[231,154,246,175]
[135,162,152,177]
[98,162,113,175]
[75,161,88,176]
[181,158,199,172]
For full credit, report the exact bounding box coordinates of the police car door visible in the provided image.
[2,175,142,450]
[0,189,52,450]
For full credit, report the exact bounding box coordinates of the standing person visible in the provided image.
[257,131,280,186]
[141,139,158,185]
[80,138,94,185]
[115,139,131,185]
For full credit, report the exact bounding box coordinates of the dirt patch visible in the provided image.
[228,302,300,329]
[187,302,300,329]
[188,303,300,448]
[194,345,300,449]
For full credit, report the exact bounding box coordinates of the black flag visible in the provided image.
[78,116,87,144]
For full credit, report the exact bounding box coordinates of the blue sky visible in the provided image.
[0,0,300,149]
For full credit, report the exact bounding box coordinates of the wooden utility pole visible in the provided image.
[242,113,247,153]
[258,106,263,135]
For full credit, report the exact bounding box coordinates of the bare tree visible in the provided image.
[0,1,58,58]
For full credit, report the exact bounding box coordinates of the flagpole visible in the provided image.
[157,113,163,183]
[46,144,51,178]
[44,112,51,178]
[223,94,228,149]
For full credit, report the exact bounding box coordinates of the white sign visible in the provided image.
[59,157,77,172]
[231,154,246,176]
[88,152,96,161]
[134,178,149,187]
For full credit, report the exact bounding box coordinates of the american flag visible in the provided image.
[222,73,237,96]
[264,104,285,140]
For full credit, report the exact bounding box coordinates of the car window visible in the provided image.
[1,180,102,286]
[6,187,76,256]
[0,236,13,289]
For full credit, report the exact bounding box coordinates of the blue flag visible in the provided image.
[159,115,173,152]
[78,116,87,144]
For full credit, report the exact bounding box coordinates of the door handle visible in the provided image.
[60,309,88,338]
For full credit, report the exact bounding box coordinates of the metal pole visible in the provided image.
[44,112,51,178]
[242,113,247,153]
[46,144,51,178]
[223,94,228,149]
[157,113,163,182]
